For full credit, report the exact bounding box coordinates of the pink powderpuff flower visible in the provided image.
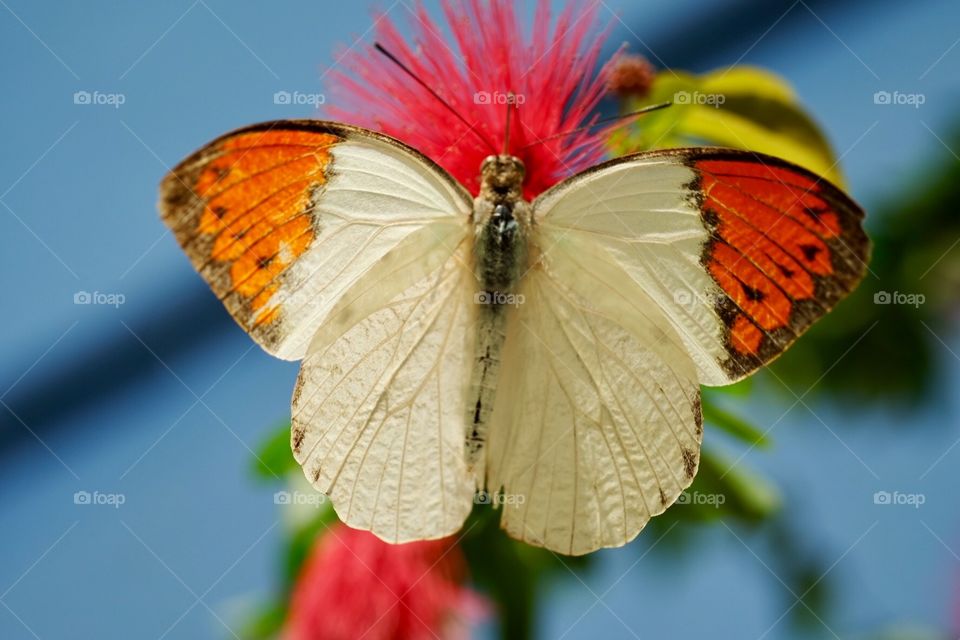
[284,523,482,640]
[327,0,616,200]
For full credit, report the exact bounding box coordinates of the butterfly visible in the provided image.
[160,120,868,555]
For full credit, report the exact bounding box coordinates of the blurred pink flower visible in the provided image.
[327,0,615,200]
[285,523,479,640]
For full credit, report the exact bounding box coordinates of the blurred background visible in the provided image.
[1,0,958,638]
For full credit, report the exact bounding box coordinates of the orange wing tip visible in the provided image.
[161,125,343,339]
[687,151,870,376]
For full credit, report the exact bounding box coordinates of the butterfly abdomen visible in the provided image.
[466,196,530,477]
[465,309,506,476]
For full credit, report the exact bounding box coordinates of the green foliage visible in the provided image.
[611,66,844,186]
[460,506,593,640]
[251,421,298,480]
[239,602,287,640]
[702,392,771,449]
[240,422,338,639]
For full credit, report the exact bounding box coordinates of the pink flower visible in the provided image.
[327,0,615,200]
[284,523,479,640]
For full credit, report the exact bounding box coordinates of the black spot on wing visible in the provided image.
[681,446,698,478]
[692,395,703,438]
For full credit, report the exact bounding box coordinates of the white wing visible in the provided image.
[485,261,702,555]
[530,149,868,384]
[529,153,732,385]
[291,225,479,543]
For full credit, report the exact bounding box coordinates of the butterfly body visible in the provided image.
[468,155,530,473]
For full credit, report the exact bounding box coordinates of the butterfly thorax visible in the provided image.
[474,155,530,298]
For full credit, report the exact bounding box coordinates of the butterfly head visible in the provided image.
[480,155,525,203]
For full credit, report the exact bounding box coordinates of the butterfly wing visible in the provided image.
[160,120,473,360]
[485,148,868,555]
[529,148,869,385]
[292,236,478,542]
[486,266,703,555]
[161,121,479,541]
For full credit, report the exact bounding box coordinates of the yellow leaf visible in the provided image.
[613,66,846,188]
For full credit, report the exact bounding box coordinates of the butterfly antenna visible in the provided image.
[374,43,497,154]
[503,93,514,155]
[518,102,673,151]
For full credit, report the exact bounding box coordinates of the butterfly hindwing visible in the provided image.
[292,238,478,542]
[486,260,702,555]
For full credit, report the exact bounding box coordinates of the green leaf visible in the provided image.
[612,66,845,187]
[460,507,594,640]
[707,376,754,397]
[282,509,339,587]
[700,448,780,521]
[252,422,298,480]
[238,601,286,640]
[702,396,771,448]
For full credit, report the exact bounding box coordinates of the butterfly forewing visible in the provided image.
[159,120,473,360]
[531,148,869,385]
